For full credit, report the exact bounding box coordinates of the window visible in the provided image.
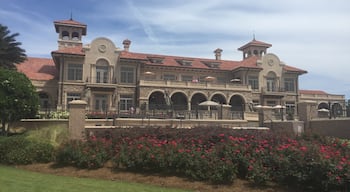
[163,74,176,81]
[120,95,133,111]
[266,77,276,92]
[94,94,108,112]
[181,75,193,82]
[68,64,83,81]
[248,76,259,90]
[120,66,134,83]
[284,78,295,92]
[216,77,225,83]
[72,32,79,41]
[62,31,69,40]
[67,93,81,108]
[39,92,49,109]
[266,100,277,107]
[96,66,109,83]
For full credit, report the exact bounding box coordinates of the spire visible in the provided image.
[70,11,73,20]
[253,30,256,40]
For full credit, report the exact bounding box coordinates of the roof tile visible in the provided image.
[16,57,57,81]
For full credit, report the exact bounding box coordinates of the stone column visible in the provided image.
[68,100,87,140]
[298,101,317,130]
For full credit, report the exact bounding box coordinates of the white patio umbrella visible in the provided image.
[198,100,220,106]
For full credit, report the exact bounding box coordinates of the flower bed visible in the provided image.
[56,127,350,191]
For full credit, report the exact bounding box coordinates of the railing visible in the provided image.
[85,109,245,120]
[139,80,251,90]
[86,77,117,84]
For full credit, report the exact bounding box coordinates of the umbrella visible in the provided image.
[198,100,220,106]
[318,108,329,112]
[273,105,286,109]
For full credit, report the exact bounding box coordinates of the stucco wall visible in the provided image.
[309,119,350,139]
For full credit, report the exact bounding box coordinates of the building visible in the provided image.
[299,90,346,118]
[16,18,345,120]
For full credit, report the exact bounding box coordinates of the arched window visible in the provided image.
[266,71,277,92]
[96,59,109,83]
[253,50,258,55]
[62,31,69,40]
[72,32,79,40]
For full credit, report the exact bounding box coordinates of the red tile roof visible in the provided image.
[283,65,307,74]
[120,51,305,74]
[51,46,85,56]
[120,51,258,71]
[238,39,272,51]
[299,90,328,95]
[16,57,57,81]
[54,19,87,35]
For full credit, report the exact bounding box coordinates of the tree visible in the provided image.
[0,68,39,135]
[0,24,26,69]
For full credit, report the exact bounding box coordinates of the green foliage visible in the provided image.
[0,24,26,69]
[25,125,69,147]
[55,139,111,169]
[47,111,69,119]
[0,68,39,134]
[0,135,54,164]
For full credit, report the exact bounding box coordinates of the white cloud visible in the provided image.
[2,0,350,97]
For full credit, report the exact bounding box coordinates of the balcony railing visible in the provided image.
[139,80,251,91]
[261,87,290,96]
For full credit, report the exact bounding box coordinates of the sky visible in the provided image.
[1,0,350,98]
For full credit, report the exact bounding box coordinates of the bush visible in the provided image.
[55,138,111,169]
[53,127,350,191]
[0,135,54,164]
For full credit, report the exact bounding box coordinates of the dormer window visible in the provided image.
[72,32,79,41]
[147,56,164,64]
[176,59,193,66]
[202,61,221,68]
[62,31,69,40]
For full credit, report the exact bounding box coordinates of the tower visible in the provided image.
[54,18,87,50]
[238,38,272,59]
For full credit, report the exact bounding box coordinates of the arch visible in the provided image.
[72,32,79,40]
[332,103,343,117]
[318,102,329,110]
[266,71,277,92]
[62,31,69,40]
[148,91,167,110]
[210,93,227,104]
[253,50,258,55]
[171,92,188,110]
[96,58,109,66]
[95,58,110,83]
[229,94,246,111]
[190,92,207,110]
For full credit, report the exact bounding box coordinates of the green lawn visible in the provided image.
[0,165,191,192]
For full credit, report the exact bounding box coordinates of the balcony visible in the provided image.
[139,80,251,91]
[86,77,117,89]
[261,87,286,97]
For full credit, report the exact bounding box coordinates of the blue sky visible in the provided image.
[1,0,350,98]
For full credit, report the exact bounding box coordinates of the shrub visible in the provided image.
[0,135,54,164]
[55,138,111,169]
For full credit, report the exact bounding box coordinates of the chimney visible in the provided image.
[214,48,223,60]
[122,39,131,51]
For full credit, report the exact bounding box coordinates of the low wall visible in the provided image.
[13,119,68,131]
[309,118,350,139]
[264,121,304,136]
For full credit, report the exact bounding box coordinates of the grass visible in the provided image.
[0,165,191,192]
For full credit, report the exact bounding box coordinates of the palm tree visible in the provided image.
[0,24,26,69]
